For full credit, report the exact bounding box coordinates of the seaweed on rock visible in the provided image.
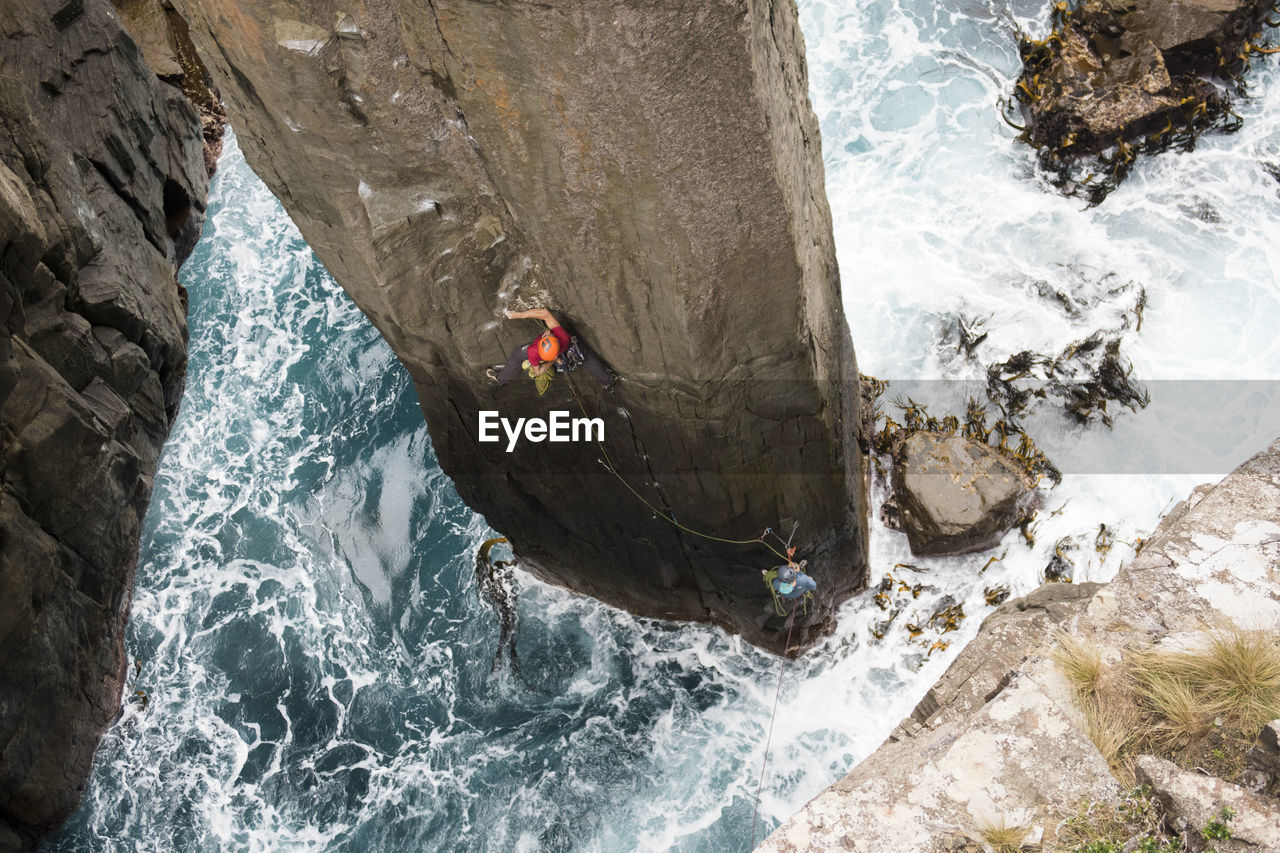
[1009,0,1279,203]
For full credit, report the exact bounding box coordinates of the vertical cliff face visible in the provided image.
[0,0,208,845]
[171,0,867,651]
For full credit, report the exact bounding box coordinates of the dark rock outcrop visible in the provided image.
[1014,0,1278,202]
[1243,720,1280,796]
[0,0,208,846]
[169,0,869,651]
[888,432,1037,556]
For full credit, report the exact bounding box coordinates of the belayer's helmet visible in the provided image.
[537,333,561,362]
[777,565,798,584]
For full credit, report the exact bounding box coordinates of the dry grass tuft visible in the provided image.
[1177,627,1280,735]
[1129,627,1280,744]
[1128,667,1210,749]
[1049,631,1105,698]
[974,816,1033,852]
[1079,697,1139,783]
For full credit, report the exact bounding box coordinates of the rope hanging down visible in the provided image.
[749,600,799,850]
[565,376,791,563]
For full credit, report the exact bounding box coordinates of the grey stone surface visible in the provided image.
[0,0,207,845]
[762,436,1280,851]
[897,582,1102,739]
[891,432,1037,557]
[1136,754,1280,852]
[113,0,184,77]
[168,0,869,652]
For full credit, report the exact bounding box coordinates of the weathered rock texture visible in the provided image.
[1136,754,1280,852]
[0,0,208,847]
[888,432,1037,556]
[112,0,227,176]
[762,436,1280,851]
[1015,0,1278,202]
[169,0,868,651]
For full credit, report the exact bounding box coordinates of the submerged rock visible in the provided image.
[168,0,869,652]
[1014,0,1278,202]
[889,432,1038,556]
[0,0,208,845]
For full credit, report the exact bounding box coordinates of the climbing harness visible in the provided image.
[749,599,800,850]
[554,336,587,374]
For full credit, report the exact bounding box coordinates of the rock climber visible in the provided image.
[771,557,817,601]
[488,307,615,394]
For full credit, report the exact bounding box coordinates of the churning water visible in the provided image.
[48,0,1280,850]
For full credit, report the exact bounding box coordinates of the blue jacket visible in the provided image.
[772,567,817,600]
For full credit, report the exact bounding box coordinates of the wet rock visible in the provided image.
[0,0,207,845]
[1014,0,1277,202]
[1135,754,1280,852]
[168,0,869,652]
[891,432,1038,556]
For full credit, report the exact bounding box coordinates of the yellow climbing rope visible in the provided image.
[565,376,791,563]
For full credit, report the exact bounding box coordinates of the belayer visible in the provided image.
[771,558,817,601]
[488,307,615,394]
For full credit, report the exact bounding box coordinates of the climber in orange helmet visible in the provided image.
[488,307,616,394]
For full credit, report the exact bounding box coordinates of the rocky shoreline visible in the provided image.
[762,437,1280,852]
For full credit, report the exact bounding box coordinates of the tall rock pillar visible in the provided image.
[171,0,867,651]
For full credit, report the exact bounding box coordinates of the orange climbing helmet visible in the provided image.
[537,333,561,362]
